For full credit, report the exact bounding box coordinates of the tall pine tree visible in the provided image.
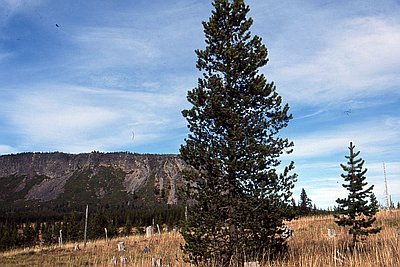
[180,0,296,265]
[335,142,381,251]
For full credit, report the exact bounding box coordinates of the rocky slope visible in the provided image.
[0,152,185,209]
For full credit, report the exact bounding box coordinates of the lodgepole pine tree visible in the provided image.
[335,142,381,251]
[299,188,312,215]
[179,0,297,265]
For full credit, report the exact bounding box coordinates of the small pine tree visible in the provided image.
[335,142,381,251]
[22,223,36,247]
[89,211,109,240]
[64,212,84,242]
[389,198,395,209]
[291,197,297,208]
[289,198,299,217]
[313,204,317,214]
[299,188,312,215]
[124,214,132,236]
[41,223,57,245]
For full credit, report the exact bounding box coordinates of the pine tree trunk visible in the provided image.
[228,204,238,259]
[351,230,357,252]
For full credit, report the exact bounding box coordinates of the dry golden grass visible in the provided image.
[1,210,399,266]
[280,210,400,267]
[0,230,186,267]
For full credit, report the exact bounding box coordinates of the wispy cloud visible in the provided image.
[251,0,400,107]
[291,117,400,159]
[1,84,187,153]
[275,16,400,104]
[6,86,120,150]
[0,0,44,24]
[0,51,12,62]
[0,144,15,154]
[364,161,400,204]
[73,27,162,68]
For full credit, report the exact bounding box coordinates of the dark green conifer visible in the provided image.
[41,223,57,245]
[179,0,296,265]
[88,210,109,240]
[64,212,84,242]
[124,214,133,236]
[299,188,312,215]
[335,142,381,251]
[21,223,36,247]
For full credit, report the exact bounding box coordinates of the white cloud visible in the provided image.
[0,52,11,62]
[1,0,24,12]
[1,83,188,153]
[0,144,15,154]
[73,27,161,68]
[291,117,400,159]
[0,0,44,23]
[9,88,120,145]
[308,187,346,209]
[364,161,400,205]
[272,16,400,105]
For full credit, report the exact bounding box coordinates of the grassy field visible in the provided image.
[1,210,399,266]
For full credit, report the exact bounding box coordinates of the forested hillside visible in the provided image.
[0,152,186,251]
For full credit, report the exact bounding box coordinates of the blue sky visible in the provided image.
[0,0,399,208]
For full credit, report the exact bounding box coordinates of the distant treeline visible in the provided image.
[6,151,177,156]
[0,204,184,252]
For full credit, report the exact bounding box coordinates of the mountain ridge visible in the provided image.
[0,152,185,210]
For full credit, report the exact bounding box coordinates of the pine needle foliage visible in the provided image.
[179,0,297,265]
[335,142,381,251]
[299,188,312,216]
